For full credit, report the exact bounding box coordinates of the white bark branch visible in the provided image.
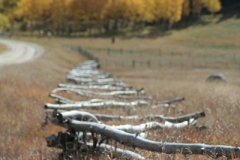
[94,143,145,159]
[58,83,132,91]
[142,111,205,123]
[52,111,198,133]
[65,120,240,159]
[45,110,205,125]
[46,133,145,160]
[156,97,185,105]
[49,93,149,106]
[45,99,149,110]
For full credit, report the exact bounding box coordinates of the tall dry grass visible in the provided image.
[0,43,7,53]
[1,15,240,159]
[0,37,85,159]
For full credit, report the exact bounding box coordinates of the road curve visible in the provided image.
[0,39,44,66]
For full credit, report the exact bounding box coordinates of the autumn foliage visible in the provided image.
[0,0,222,32]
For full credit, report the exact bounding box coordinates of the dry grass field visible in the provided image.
[1,15,240,159]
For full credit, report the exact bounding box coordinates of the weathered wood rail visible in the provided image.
[44,59,239,159]
[47,119,240,159]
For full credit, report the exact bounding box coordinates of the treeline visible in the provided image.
[0,0,223,36]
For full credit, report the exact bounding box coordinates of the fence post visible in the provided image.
[132,60,135,68]
[233,53,236,63]
[147,60,151,68]
[108,48,110,55]
[77,46,81,53]
[105,59,108,67]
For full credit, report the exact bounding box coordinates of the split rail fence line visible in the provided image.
[44,56,240,159]
[71,46,240,70]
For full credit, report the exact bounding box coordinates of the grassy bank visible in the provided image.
[0,37,85,159]
[0,42,7,53]
[1,14,240,159]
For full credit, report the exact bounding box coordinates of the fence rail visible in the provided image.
[44,59,240,159]
[71,46,240,70]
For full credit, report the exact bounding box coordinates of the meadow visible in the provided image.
[0,15,240,159]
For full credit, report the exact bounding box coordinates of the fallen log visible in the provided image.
[156,97,185,105]
[49,93,149,106]
[94,114,139,121]
[45,110,205,124]
[92,112,205,123]
[67,76,129,87]
[52,111,198,133]
[111,120,197,133]
[67,72,113,79]
[46,133,145,160]
[56,110,99,123]
[71,61,100,70]
[45,99,148,110]
[92,143,145,159]
[64,120,240,159]
[51,88,145,98]
[73,60,100,69]
[49,94,75,104]
[66,75,117,84]
[57,83,132,91]
[44,109,140,123]
[142,111,205,123]
[69,69,102,76]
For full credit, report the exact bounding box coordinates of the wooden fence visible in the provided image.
[43,58,240,159]
[71,46,240,70]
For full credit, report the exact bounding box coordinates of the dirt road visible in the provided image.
[0,39,44,66]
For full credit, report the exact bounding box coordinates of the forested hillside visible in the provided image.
[0,0,238,36]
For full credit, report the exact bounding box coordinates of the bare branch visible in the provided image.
[156,97,185,105]
[142,111,205,123]
[51,87,145,97]
[56,110,99,123]
[94,114,139,121]
[46,133,145,159]
[45,99,149,110]
[57,83,132,91]
[45,110,205,124]
[65,120,240,159]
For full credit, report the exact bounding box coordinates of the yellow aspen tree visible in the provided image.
[136,0,149,22]
[192,0,202,14]
[168,0,184,24]
[0,0,19,14]
[101,0,128,20]
[152,0,166,22]
[202,0,222,13]
[40,0,53,17]
[141,0,156,22]
[0,13,9,29]
[68,0,85,21]
[50,0,72,35]
[68,0,106,34]
[182,0,190,16]
[126,0,145,22]
[50,0,72,23]
[124,0,139,21]
[125,0,152,22]
[17,0,43,21]
[81,0,106,21]
[91,0,107,21]
[162,0,172,21]
[17,0,53,21]
[70,0,90,21]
